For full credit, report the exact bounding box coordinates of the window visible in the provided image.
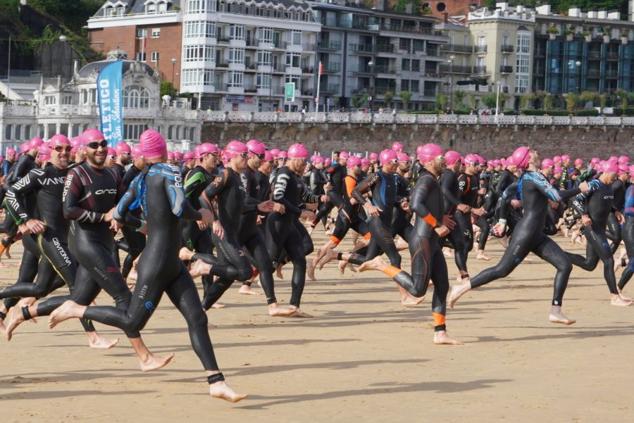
[44,96,56,105]
[291,30,301,46]
[81,90,88,104]
[410,80,419,93]
[401,58,410,71]
[230,24,245,40]
[399,38,409,52]
[5,125,12,140]
[229,48,244,64]
[123,86,150,108]
[151,51,160,62]
[151,28,161,38]
[15,125,21,140]
[258,27,274,44]
[257,50,272,65]
[158,1,167,13]
[136,29,147,39]
[184,45,215,62]
[515,55,529,74]
[105,6,114,16]
[146,2,157,14]
[401,80,410,91]
[62,95,73,105]
[228,71,243,87]
[188,0,202,13]
[284,75,299,86]
[285,53,300,67]
[256,73,271,88]
[411,59,420,72]
[136,52,147,61]
[117,5,125,16]
[515,75,529,93]
[516,32,530,54]
[184,21,216,38]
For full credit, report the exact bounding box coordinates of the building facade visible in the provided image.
[0,52,201,152]
[310,0,448,111]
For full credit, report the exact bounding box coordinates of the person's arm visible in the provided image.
[272,171,302,214]
[497,182,518,222]
[5,168,43,224]
[410,175,436,226]
[121,164,142,188]
[164,166,201,220]
[7,156,31,184]
[440,172,461,208]
[351,173,378,206]
[184,168,208,199]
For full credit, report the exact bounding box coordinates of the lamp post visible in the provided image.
[448,54,455,112]
[171,58,177,85]
[59,35,87,65]
[575,60,581,92]
[6,34,11,99]
[367,59,374,112]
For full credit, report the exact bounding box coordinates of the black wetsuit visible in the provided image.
[455,172,479,275]
[618,185,634,290]
[440,168,468,274]
[83,162,220,371]
[330,173,369,244]
[607,178,626,253]
[2,163,95,331]
[117,165,146,278]
[470,170,580,306]
[566,179,619,295]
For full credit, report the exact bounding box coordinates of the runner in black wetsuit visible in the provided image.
[48,129,246,402]
[618,183,634,291]
[2,134,116,347]
[449,146,586,325]
[266,143,324,317]
[565,162,631,306]
[606,168,628,253]
[310,152,347,232]
[181,142,219,298]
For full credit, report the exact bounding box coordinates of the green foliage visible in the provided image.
[543,94,554,111]
[28,0,103,33]
[352,93,369,109]
[400,91,412,110]
[453,90,466,109]
[482,93,497,109]
[565,93,578,113]
[161,81,177,98]
[383,90,394,108]
[435,92,447,111]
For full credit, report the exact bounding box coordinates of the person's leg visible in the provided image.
[606,212,622,254]
[429,247,461,344]
[566,228,601,271]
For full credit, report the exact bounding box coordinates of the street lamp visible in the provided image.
[448,55,455,112]
[367,60,374,112]
[575,60,581,92]
[171,58,176,84]
[59,35,87,65]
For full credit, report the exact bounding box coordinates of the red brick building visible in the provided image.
[424,0,483,20]
[87,2,183,89]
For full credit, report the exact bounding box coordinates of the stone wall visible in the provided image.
[202,122,634,158]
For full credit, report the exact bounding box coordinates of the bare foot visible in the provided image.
[179,247,195,261]
[476,251,491,261]
[433,331,463,345]
[611,295,633,307]
[48,300,85,329]
[548,306,576,325]
[275,264,284,280]
[287,306,313,318]
[268,304,298,317]
[317,249,339,270]
[4,306,25,341]
[358,256,388,272]
[211,303,225,309]
[337,260,348,275]
[209,381,247,403]
[400,295,424,307]
[448,282,472,309]
[189,260,212,278]
[307,257,318,281]
[87,333,119,349]
[238,284,261,296]
[139,353,175,372]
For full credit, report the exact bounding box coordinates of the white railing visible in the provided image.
[195,112,634,127]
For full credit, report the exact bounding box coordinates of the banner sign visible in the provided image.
[97,61,124,146]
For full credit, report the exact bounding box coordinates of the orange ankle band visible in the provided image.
[363,232,372,241]
[329,235,341,245]
[383,265,401,279]
[432,312,446,327]
[422,213,438,228]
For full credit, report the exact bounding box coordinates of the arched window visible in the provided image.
[124,86,150,108]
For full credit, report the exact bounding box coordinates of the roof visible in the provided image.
[76,59,158,80]
[94,0,182,17]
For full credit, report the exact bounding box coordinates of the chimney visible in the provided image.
[443,12,448,22]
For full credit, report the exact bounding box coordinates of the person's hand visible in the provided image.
[581,214,592,227]
[365,204,380,217]
[102,208,115,222]
[435,225,450,237]
[548,200,559,210]
[300,209,316,221]
[616,211,625,224]
[457,203,471,213]
[212,220,224,239]
[442,215,456,230]
[320,195,328,203]
[272,202,285,214]
[578,181,590,193]
[257,200,275,213]
[198,208,214,224]
[324,183,332,192]
[471,207,486,217]
[492,219,507,237]
[110,219,123,233]
[21,219,46,235]
[510,199,522,209]
[197,220,209,230]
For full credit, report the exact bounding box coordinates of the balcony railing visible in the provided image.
[374,64,396,73]
[473,66,487,75]
[439,64,472,74]
[325,63,341,73]
[317,41,342,50]
[376,44,395,53]
[350,43,375,53]
[440,44,473,53]
[475,45,487,53]
[500,65,513,74]
[501,44,514,53]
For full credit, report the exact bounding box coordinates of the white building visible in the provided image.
[0,52,202,153]
[181,0,322,111]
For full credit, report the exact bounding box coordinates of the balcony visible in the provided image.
[588,51,601,60]
[317,41,341,51]
[324,63,341,73]
[607,51,619,60]
[475,45,487,54]
[439,64,472,74]
[374,64,396,73]
[606,69,618,78]
[301,66,314,74]
[216,62,229,68]
[440,44,473,54]
[244,86,258,94]
[376,44,395,53]
[321,84,340,95]
[501,44,514,53]
[375,86,396,95]
[473,66,487,75]
[587,69,600,78]
[350,43,375,53]
[500,65,513,74]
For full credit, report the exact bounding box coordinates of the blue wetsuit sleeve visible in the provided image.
[624,186,634,217]
[114,175,139,223]
[572,179,599,215]
[165,167,201,220]
[497,182,518,221]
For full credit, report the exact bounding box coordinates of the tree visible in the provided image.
[565,93,579,114]
[383,90,394,109]
[543,94,554,111]
[352,93,368,110]
[482,93,497,109]
[453,90,466,109]
[161,81,177,98]
[520,93,535,110]
[400,90,412,111]
[435,93,447,111]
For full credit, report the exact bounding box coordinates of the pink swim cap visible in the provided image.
[246,139,266,156]
[270,148,280,157]
[82,129,106,144]
[277,151,288,160]
[324,158,332,166]
[131,146,143,160]
[312,155,324,165]
[288,143,309,160]
[444,150,462,166]
[397,152,410,163]
[6,147,16,158]
[590,157,601,166]
[29,137,44,149]
[553,155,562,164]
[107,147,117,157]
[619,163,629,174]
[553,166,563,175]
[19,142,31,154]
[361,158,370,167]
[369,152,378,161]
[183,151,194,161]
[139,129,167,159]
[37,145,51,161]
[380,149,398,165]
[574,158,583,167]
[391,141,404,152]
[196,142,220,159]
[339,151,350,160]
[347,156,362,168]
[618,155,630,165]
[224,140,248,159]
[541,158,554,169]
[418,144,443,164]
[115,142,131,155]
[264,151,274,162]
[601,160,619,174]
[48,134,71,149]
[511,146,531,170]
[561,154,570,162]
[463,154,478,166]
